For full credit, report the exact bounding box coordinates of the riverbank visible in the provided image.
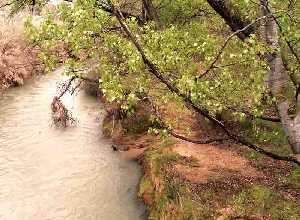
[102,101,300,219]
[0,34,42,92]
[0,10,43,93]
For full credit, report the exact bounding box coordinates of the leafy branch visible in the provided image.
[109,4,300,166]
[196,14,273,80]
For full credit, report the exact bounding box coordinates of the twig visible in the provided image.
[296,85,300,101]
[0,1,13,9]
[71,80,83,95]
[171,132,230,144]
[211,59,254,69]
[57,76,76,99]
[196,14,273,80]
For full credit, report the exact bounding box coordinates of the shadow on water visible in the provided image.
[0,72,145,220]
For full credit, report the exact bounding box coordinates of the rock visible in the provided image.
[11,75,24,87]
[111,144,129,151]
[112,144,118,151]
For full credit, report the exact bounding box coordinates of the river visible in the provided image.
[0,72,145,220]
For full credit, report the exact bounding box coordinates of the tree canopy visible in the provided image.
[8,0,300,164]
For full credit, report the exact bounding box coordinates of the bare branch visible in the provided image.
[57,76,76,99]
[170,132,230,144]
[0,1,13,9]
[296,85,300,101]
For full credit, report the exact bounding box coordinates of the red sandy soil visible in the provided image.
[111,103,300,203]
[172,142,262,184]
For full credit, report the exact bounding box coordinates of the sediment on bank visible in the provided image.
[101,100,300,219]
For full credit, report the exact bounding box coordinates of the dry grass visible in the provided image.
[0,7,42,92]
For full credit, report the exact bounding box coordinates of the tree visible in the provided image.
[10,0,300,164]
[259,0,300,154]
[207,0,300,156]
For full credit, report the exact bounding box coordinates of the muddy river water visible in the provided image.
[0,73,145,220]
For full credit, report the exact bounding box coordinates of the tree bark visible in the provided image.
[260,0,300,154]
[206,0,253,40]
[141,0,159,23]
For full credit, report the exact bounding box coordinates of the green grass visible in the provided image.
[242,150,264,161]
[160,137,177,148]
[231,185,300,219]
[140,147,300,220]
[140,148,204,220]
[138,176,153,197]
[288,165,300,189]
[241,118,294,162]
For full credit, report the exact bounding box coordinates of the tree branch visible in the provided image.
[57,76,76,99]
[196,14,272,80]
[263,4,300,68]
[57,72,98,99]
[0,1,13,9]
[206,0,254,40]
[95,0,144,24]
[296,85,300,102]
[145,95,298,165]
[170,131,230,144]
[111,5,300,166]
[144,95,230,144]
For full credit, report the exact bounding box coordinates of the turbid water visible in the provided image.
[0,72,145,220]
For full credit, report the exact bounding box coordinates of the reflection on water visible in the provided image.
[0,73,145,220]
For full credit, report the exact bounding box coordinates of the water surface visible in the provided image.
[0,73,145,220]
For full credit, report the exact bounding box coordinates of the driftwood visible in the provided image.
[50,77,78,127]
[51,96,69,127]
[50,73,99,127]
[51,95,77,127]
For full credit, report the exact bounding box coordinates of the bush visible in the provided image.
[0,9,42,91]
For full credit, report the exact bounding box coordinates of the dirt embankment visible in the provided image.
[102,100,300,219]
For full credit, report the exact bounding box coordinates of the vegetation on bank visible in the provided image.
[102,99,300,219]
[0,8,42,92]
[139,147,300,220]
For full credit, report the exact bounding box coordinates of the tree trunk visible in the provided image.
[260,0,300,154]
[141,0,159,23]
[206,0,253,40]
